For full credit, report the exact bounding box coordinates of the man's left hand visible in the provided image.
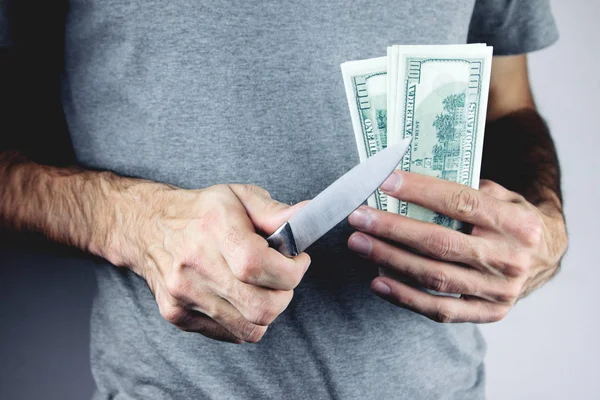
[347,170,568,323]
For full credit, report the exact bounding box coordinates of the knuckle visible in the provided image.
[479,180,507,199]
[517,214,544,247]
[510,193,527,204]
[261,198,282,214]
[248,292,291,326]
[240,184,282,213]
[433,305,456,324]
[495,283,521,304]
[488,306,510,323]
[231,250,261,283]
[211,184,233,196]
[478,179,495,191]
[202,185,230,205]
[203,300,222,322]
[423,269,449,293]
[424,232,456,260]
[258,187,274,200]
[423,270,471,295]
[471,245,488,268]
[160,304,189,327]
[505,252,531,278]
[504,263,525,279]
[449,188,478,218]
[250,298,277,326]
[244,184,272,199]
[164,268,189,301]
[240,322,267,343]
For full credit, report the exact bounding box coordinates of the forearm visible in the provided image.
[481,108,563,211]
[0,151,158,264]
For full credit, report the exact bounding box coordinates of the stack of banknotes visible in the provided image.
[341,44,493,232]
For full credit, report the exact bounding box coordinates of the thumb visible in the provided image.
[228,184,308,235]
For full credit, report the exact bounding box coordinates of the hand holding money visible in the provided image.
[346,170,567,324]
[341,46,567,321]
[341,44,493,228]
[342,44,493,292]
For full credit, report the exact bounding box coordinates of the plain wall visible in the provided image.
[1,1,598,399]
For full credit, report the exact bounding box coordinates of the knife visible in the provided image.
[266,137,412,257]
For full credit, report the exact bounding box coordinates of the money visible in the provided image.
[387,45,493,231]
[341,56,390,211]
[342,45,493,294]
[342,45,493,230]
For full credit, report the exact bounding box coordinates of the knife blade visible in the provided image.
[266,137,412,257]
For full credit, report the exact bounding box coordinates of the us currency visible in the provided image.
[342,45,493,231]
[386,45,493,231]
[342,46,492,294]
[341,56,390,211]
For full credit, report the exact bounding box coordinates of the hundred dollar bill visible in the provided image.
[386,46,399,155]
[387,46,493,231]
[342,45,492,295]
[387,44,488,149]
[341,56,390,211]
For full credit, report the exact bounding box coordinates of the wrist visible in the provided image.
[0,154,156,267]
[535,189,564,219]
[84,170,129,265]
[88,172,169,269]
[0,153,176,271]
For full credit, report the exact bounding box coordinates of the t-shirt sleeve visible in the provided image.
[468,0,559,55]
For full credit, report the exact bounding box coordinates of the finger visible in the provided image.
[175,309,243,343]
[197,257,295,326]
[158,268,266,343]
[228,184,309,235]
[221,283,294,327]
[166,256,293,329]
[218,218,311,290]
[157,295,243,343]
[349,232,505,302]
[380,170,511,229]
[349,206,488,268]
[190,294,269,343]
[370,276,510,323]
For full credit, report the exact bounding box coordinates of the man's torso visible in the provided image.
[62,1,486,398]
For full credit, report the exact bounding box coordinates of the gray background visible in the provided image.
[0,1,598,398]
[479,0,600,398]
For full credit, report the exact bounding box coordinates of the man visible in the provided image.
[0,0,568,398]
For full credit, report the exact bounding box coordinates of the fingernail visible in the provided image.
[349,208,371,230]
[380,172,401,193]
[348,234,372,256]
[372,280,391,296]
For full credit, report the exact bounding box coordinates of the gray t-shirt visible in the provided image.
[0,1,558,398]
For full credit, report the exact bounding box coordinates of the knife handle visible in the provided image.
[266,222,299,257]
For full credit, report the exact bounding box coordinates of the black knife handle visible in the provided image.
[266,222,299,258]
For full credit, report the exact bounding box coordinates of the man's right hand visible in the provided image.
[106,183,311,344]
[0,154,309,344]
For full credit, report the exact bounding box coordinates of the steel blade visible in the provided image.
[288,137,411,253]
